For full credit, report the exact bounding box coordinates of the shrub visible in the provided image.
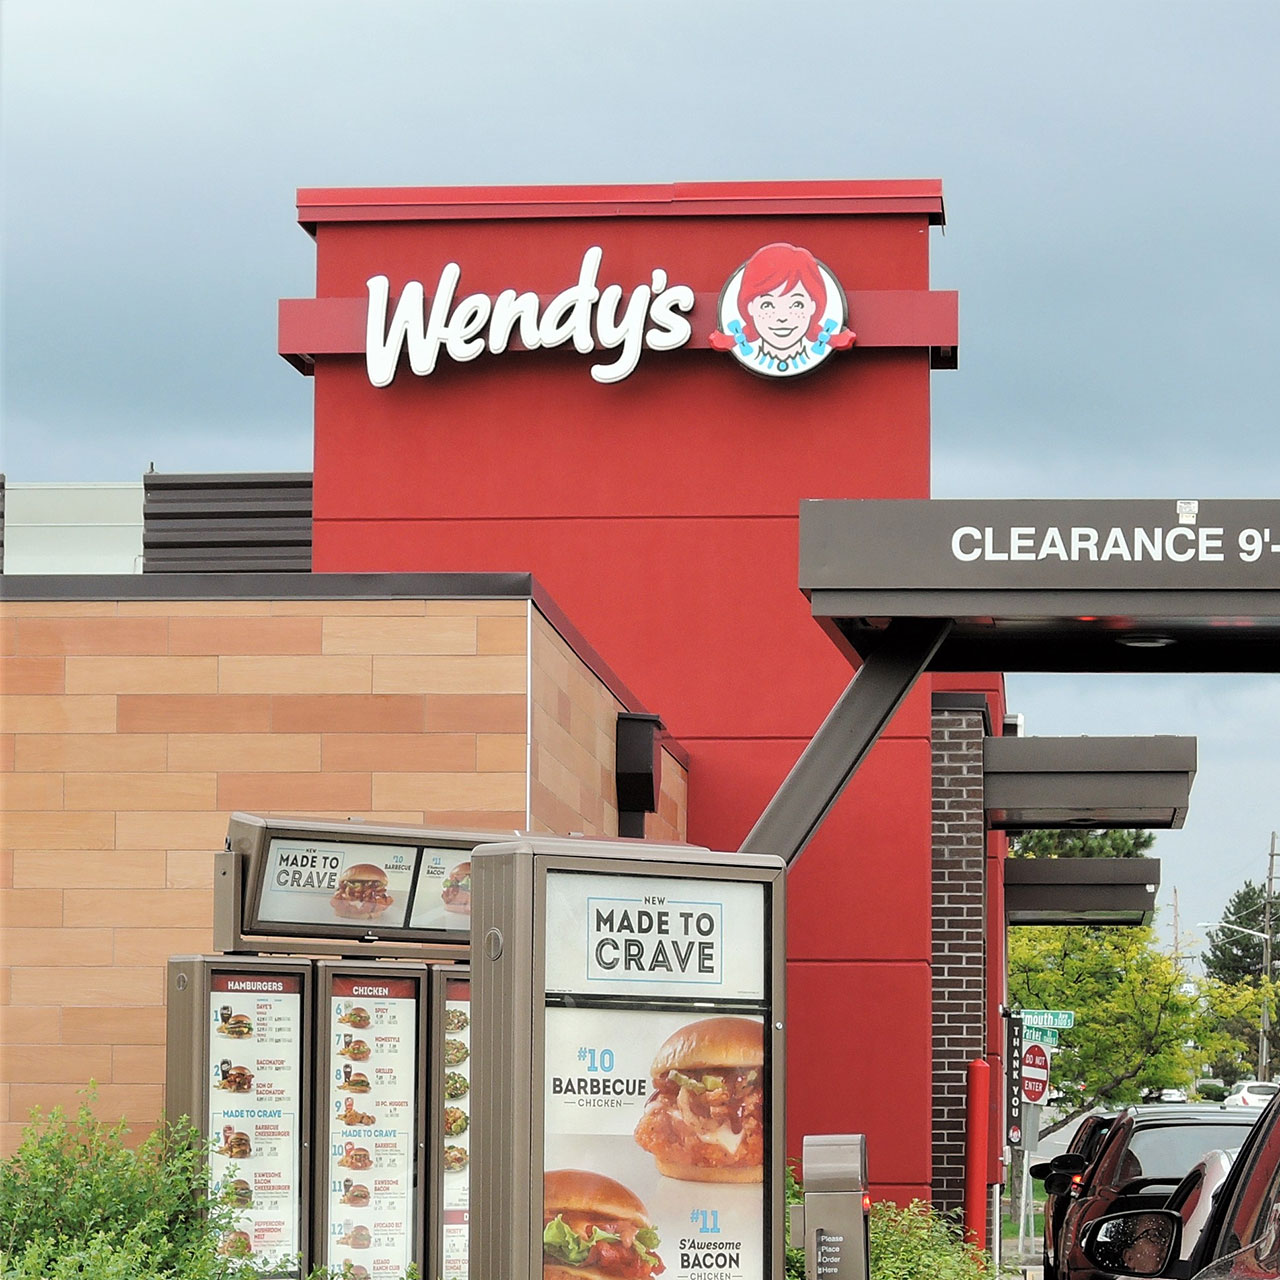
[0,1090,420,1278]
[0,1096,237,1278]
[869,1199,995,1280]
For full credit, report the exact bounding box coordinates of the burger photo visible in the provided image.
[341,1071,372,1094]
[542,1169,664,1280]
[339,1039,371,1062]
[218,1064,254,1093]
[441,861,471,914]
[330,863,394,920]
[337,1224,372,1250]
[347,1268,370,1280]
[338,1146,373,1170]
[220,1130,253,1160]
[226,1178,253,1209]
[633,1015,764,1183]
[340,1182,371,1207]
[217,1013,253,1039]
[339,1006,371,1029]
[217,1229,252,1258]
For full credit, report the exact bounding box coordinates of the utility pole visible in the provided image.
[1263,833,1277,1080]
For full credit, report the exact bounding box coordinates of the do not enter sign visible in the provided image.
[1021,1042,1050,1104]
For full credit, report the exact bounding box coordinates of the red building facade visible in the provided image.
[281,181,998,1203]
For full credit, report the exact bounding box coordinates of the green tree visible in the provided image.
[1008,923,1198,1138]
[1009,828,1155,859]
[1195,975,1274,1085]
[1203,880,1275,985]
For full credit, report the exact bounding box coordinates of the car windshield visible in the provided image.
[1127,1125,1256,1182]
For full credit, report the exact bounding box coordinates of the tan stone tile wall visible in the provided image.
[528,611,689,843]
[0,593,688,1154]
[0,596,531,1152]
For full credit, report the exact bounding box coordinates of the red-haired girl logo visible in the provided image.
[710,242,855,378]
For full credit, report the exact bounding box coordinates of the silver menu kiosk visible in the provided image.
[471,836,787,1280]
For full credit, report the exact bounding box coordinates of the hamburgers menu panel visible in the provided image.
[541,872,770,1280]
[324,975,419,1279]
[206,971,304,1275]
[440,977,472,1280]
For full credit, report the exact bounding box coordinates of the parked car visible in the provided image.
[1035,1112,1118,1280]
[1223,1082,1280,1108]
[1165,1148,1239,1263]
[1145,1089,1191,1105]
[1079,1091,1280,1278]
[1052,1104,1263,1280]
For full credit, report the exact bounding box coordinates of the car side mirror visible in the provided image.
[1082,1210,1181,1277]
[1043,1171,1074,1196]
[1054,1153,1089,1174]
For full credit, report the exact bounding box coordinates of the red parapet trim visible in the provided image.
[296,179,945,229]
[277,290,957,366]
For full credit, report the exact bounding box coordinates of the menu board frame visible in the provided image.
[314,961,430,1280]
[469,838,786,1280]
[220,812,510,958]
[165,955,314,1279]
[428,965,473,1280]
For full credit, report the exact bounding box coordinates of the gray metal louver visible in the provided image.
[143,472,312,573]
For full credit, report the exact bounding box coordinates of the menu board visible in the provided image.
[324,975,419,1279]
[206,971,304,1274]
[542,872,769,1280]
[251,838,472,939]
[257,839,418,930]
[440,977,472,1280]
[409,848,473,933]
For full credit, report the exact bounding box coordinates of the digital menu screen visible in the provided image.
[251,838,472,940]
[206,971,304,1275]
[409,849,473,932]
[541,872,770,1280]
[440,977,472,1280]
[324,974,420,1279]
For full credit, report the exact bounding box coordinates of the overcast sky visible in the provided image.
[4,1,1279,956]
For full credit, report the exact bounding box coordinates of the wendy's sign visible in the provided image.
[361,243,856,387]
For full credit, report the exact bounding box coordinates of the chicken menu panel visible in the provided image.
[324,975,419,1279]
[542,872,769,1280]
[207,971,304,1275]
[441,977,472,1280]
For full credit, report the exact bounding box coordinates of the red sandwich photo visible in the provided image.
[330,863,394,920]
[542,1169,664,1280]
[633,1016,764,1182]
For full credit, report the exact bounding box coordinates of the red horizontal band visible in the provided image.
[278,290,958,367]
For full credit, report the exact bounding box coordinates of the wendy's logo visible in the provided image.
[709,242,855,378]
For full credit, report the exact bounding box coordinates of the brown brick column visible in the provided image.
[931,695,989,1216]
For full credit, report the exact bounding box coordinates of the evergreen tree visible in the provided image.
[1010,828,1155,859]
[1203,880,1273,985]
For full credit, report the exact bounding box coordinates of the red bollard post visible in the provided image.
[965,1057,992,1248]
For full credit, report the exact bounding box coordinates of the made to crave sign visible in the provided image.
[541,871,770,1280]
[365,242,854,387]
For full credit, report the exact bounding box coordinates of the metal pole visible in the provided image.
[1263,832,1276,1079]
[739,617,952,865]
